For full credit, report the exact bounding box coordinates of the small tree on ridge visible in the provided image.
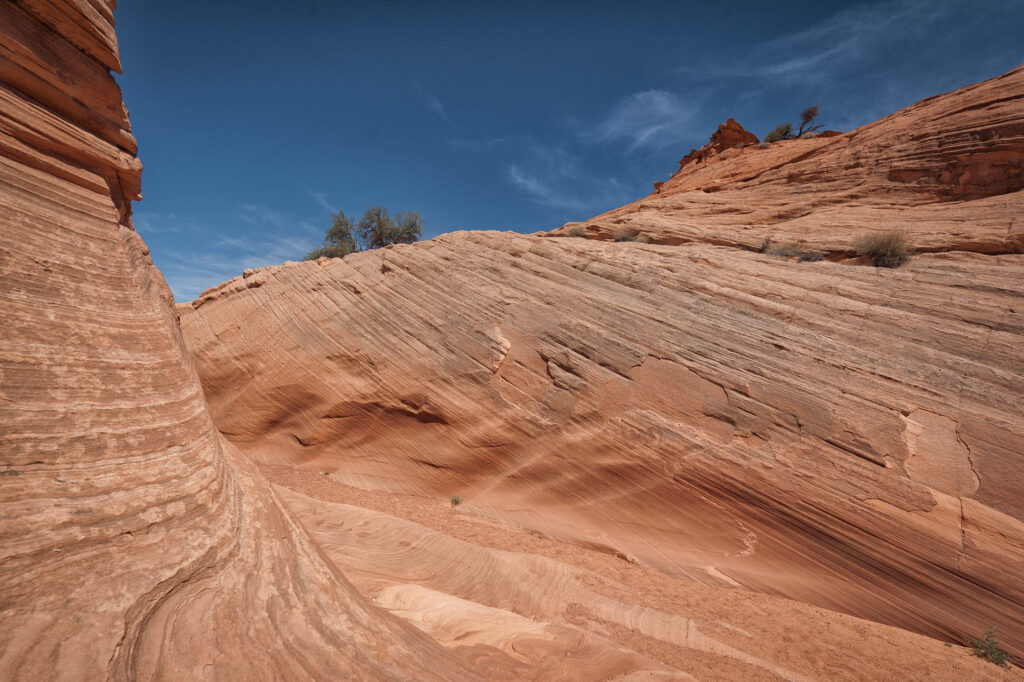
[797,105,824,137]
[307,211,358,259]
[306,206,424,260]
[764,105,824,143]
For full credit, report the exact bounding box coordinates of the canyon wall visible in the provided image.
[181,68,1024,664]
[0,3,470,679]
[3,3,1022,678]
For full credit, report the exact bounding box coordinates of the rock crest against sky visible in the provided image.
[113,0,1024,300]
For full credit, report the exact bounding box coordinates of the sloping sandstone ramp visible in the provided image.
[0,3,472,679]
[180,69,1024,666]
[555,66,1024,254]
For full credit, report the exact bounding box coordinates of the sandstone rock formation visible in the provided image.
[558,68,1024,253]
[0,3,472,679]
[675,117,759,171]
[179,69,1024,675]
[4,2,1024,678]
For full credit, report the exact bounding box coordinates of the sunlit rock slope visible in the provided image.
[0,3,474,679]
[557,67,1024,255]
[180,68,1024,672]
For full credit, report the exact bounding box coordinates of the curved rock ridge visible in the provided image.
[0,4,475,679]
[180,225,1024,666]
[558,66,1024,255]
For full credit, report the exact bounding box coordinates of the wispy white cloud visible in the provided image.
[308,190,337,214]
[677,0,969,86]
[507,165,591,210]
[160,229,316,301]
[414,82,450,122]
[133,211,181,234]
[233,202,302,230]
[588,90,701,152]
[505,144,631,212]
[149,203,323,302]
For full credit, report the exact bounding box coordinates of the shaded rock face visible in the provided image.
[0,3,470,679]
[677,117,760,170]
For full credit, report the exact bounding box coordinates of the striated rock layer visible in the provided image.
[181,67,1024,671]
[0,3,475,679]
[5,3,1022,677]
[558,67,1024,256]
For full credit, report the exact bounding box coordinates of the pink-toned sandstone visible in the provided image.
[181,71,1024,673]
[2,3,1023,679]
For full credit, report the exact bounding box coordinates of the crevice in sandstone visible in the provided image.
[955,497,968,573]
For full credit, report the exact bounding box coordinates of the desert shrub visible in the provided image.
[450,495,462,506]
[759,235,773,252]
[565,225,586,238]
[971,630,1010,667]
[796,105,823,136]
[758,142,771,149]
[798,131,817,140]
[765,106,825,144]
[797,252,824,262]
[613,229,637,242]
[764,123,793,143]
[307,211,358,259]
[768,242,804,258]
[854,230,910,268]
[359,206,422,249]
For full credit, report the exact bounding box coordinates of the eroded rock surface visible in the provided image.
[558,67,1024,255]
[5,3,1024,678]
[0,3,472,679]
[675,117,760,172]
[181,110,1024,670]
[180,68,1024,671]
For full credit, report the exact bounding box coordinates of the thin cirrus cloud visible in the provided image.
[413,82,450,122]
[133,211,181,234]
[308,189,338,214]
[588,89,701,152]
[678,0,1015,87]
[505,144,632,213]
[140,203,321,301]
[501,89,698,212]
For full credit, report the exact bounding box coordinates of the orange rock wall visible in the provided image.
[181,69,1024,663]
[0,3,467,679]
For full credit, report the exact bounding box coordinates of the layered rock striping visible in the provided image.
[0,3,472,679]
[558,67,1024,256]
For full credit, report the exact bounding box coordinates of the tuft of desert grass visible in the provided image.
[854,230,910,268]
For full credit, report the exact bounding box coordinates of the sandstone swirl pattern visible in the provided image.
[0,3,472,679]
[3,2,1024,679]
[181,69,1024,669]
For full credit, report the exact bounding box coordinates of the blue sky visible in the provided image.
[114,0,1024,300]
